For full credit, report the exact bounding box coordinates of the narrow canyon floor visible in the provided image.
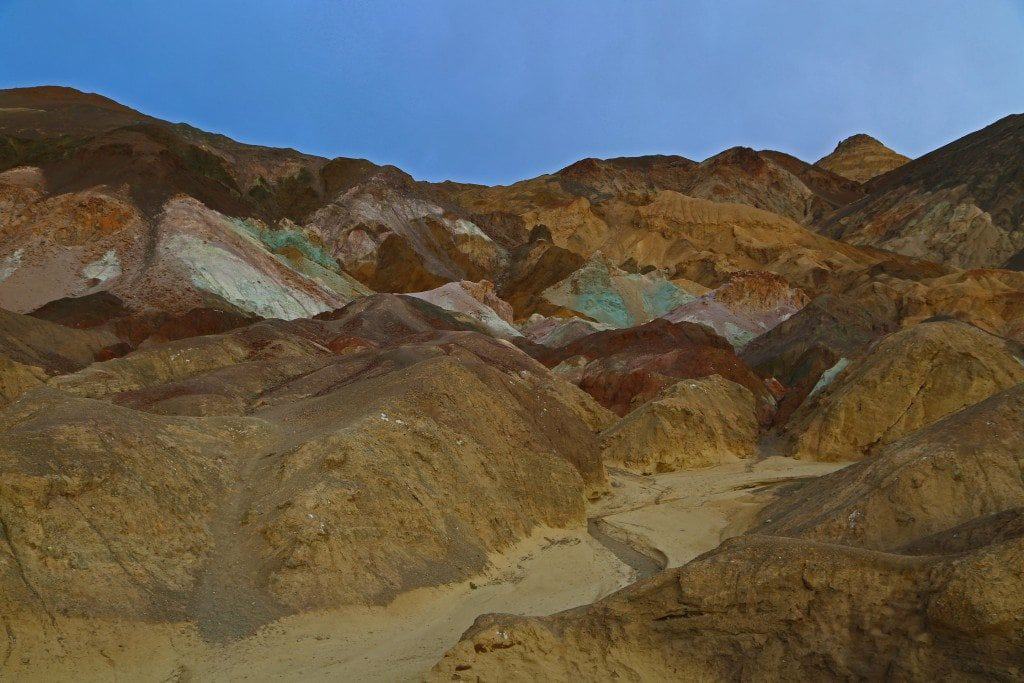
[6,456,845,682]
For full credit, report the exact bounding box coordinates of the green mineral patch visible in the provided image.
[572,289,632,328]
[229,217,340,273]
[637,277,695,317]
[544,256,693,328]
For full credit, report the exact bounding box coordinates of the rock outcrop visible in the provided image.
[600,375,758,473]
[407,280,519,338]
[431,531,1024,681]
[532,318,770,416]
[759,384,1024,549]
[783,320,1024,461]
[664,270,808,348]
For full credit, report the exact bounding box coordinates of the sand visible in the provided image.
[7,457,847,682]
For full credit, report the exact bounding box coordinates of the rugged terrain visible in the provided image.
[1,86,1023,681]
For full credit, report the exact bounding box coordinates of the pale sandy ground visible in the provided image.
[6,456,847,682]
[593,457,847,569]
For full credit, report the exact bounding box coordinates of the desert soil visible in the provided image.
[8,457,846,682]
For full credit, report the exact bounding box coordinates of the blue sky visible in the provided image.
[1,0,1022,184]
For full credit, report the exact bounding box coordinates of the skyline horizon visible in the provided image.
[4,81,1017,188]
[2,1,1022,185]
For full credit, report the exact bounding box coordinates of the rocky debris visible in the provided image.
[815,133,910,183]
[822,114,1024,269]
[758,384,1024,550]
[664,270,808,348]
[600,375,758,473]
[429,532,1024,681]
[407,280,520,339]
[782,320,1024,461]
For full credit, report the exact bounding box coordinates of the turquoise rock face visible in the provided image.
[573,288,633,328]
[229,218,341,273]
[542,256,695,328]
[638,277,694,317]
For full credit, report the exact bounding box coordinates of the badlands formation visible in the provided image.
[0,86,1023,681]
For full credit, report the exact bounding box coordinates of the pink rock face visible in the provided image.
[451,280,515,324]
[519,315,613,348]
[406,280,520,339]
[664,271,809,348]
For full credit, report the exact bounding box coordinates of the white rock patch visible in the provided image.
[0,248,23,282]
[82,249,122,282]
[164,233,331,320]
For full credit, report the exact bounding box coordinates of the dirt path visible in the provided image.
[591,457,847,568]
[586,517,665,579]
[186,444,285,641]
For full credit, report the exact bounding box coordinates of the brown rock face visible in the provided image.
[758,384,1024,550]
[0,298,607,641]
[815,133,910,183]
[782,320,1024,461]
[600,375,758,473]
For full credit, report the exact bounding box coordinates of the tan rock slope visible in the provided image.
[600,375,757,474]
[430,530,1024,681]
[815,133,910,183]
[783,320,1024,461]
[759,384,1024,550]
[0,297,608,643]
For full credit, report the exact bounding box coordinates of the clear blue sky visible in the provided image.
[1,1,1022,184]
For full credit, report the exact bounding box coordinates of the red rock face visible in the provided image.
[326,335,377,355]
[534,318,730,366]
[524,318,770,418]
[31,292,257,350]
[577,346,771,419]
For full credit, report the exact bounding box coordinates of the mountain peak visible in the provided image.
[815,133,909,183]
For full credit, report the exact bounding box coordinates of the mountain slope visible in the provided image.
[821,115,1024,268]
